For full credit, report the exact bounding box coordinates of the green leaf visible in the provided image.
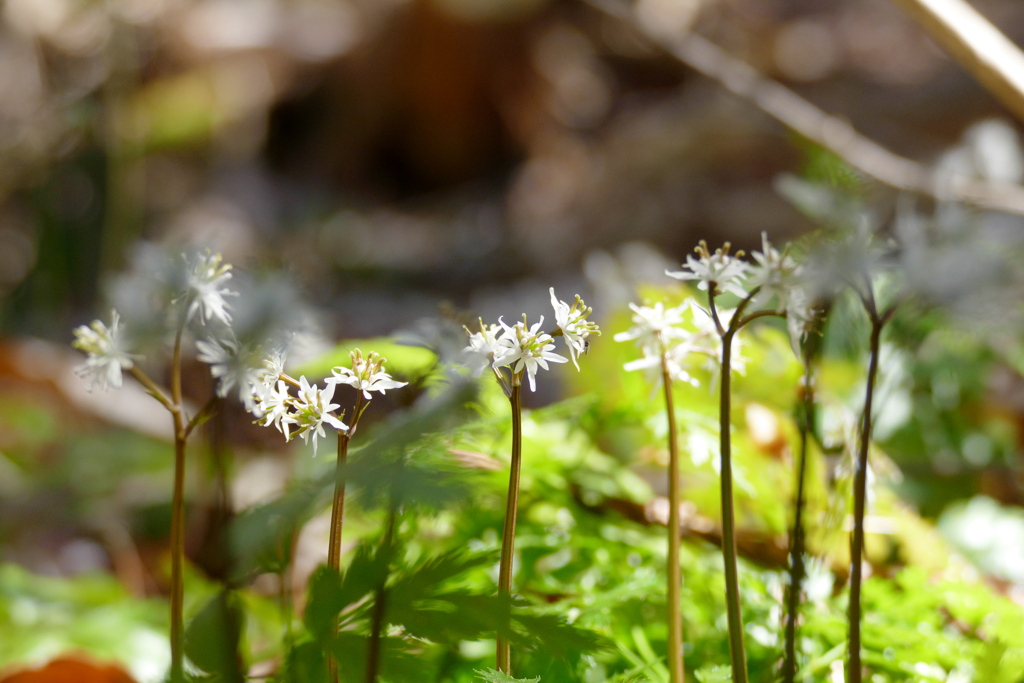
[474,668,541,682]
[292,337,437,383]
[327,633,423,682]
[183,590,245,682]
[303,566,346,641]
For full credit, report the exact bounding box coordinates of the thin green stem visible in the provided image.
[849,316,883,683]
[661,351,686,683]
[169,421,186,683]
[719,329,748,683]
[496,384,523,674]
[183,396,218,439]
[168,323,187,683]
[129,366,175,413]
[783,354,814,683]
[327,392,364,683]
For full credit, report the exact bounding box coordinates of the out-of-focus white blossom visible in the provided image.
[549,288,600,370]
[196,337,263,412]
[326,349,408,400]
[183,250,237,326]
[494,316,568,392]
[614,302,689,353]
[785,287,817,360]
[616,301,718,385]
[72,310,140,391]
[746,232,800,310]
[666,241,749,298]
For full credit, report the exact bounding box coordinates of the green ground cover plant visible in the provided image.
[6,195,1024,682]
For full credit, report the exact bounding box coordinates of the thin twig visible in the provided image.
[887,0,1024,124]
[183,395,219,439]
[585,0,1024,217]
[129,366,175,414]
[849,302,886,683]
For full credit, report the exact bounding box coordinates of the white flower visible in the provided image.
[183,250,236,326]
[72,310,140,391]
[289,376,347,456]
[614,302,689,353]
[326,349,408,400]
[616,301,716,386]
[494,316,568,392]
[463,320,508,377]
[666,241,749,298]
[746,232,800,311]
[254,379,293,438]
[196,337,262,411]
[622,344,701,387]
[549,288,600,370]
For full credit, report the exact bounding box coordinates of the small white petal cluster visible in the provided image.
[250,347,407,455]
[463,289,599,393]
[184,250,237,326]
[495,316,568,392]
[72,310,139,391]
[327,349,408,400]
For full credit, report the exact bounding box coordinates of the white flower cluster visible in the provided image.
[667,234,803,311]
[667,233,816,357]
[463,288,600,393]
[250,348,407,455]
[617,232,820,383]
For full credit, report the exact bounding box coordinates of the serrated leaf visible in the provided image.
[327,632,424,682]
[474,668,541,683]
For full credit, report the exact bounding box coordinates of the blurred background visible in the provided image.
[5,0,1024,342]
[5,0,1024,677]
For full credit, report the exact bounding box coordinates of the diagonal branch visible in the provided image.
[887,0,1024,124]
[586,0,1024,217]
